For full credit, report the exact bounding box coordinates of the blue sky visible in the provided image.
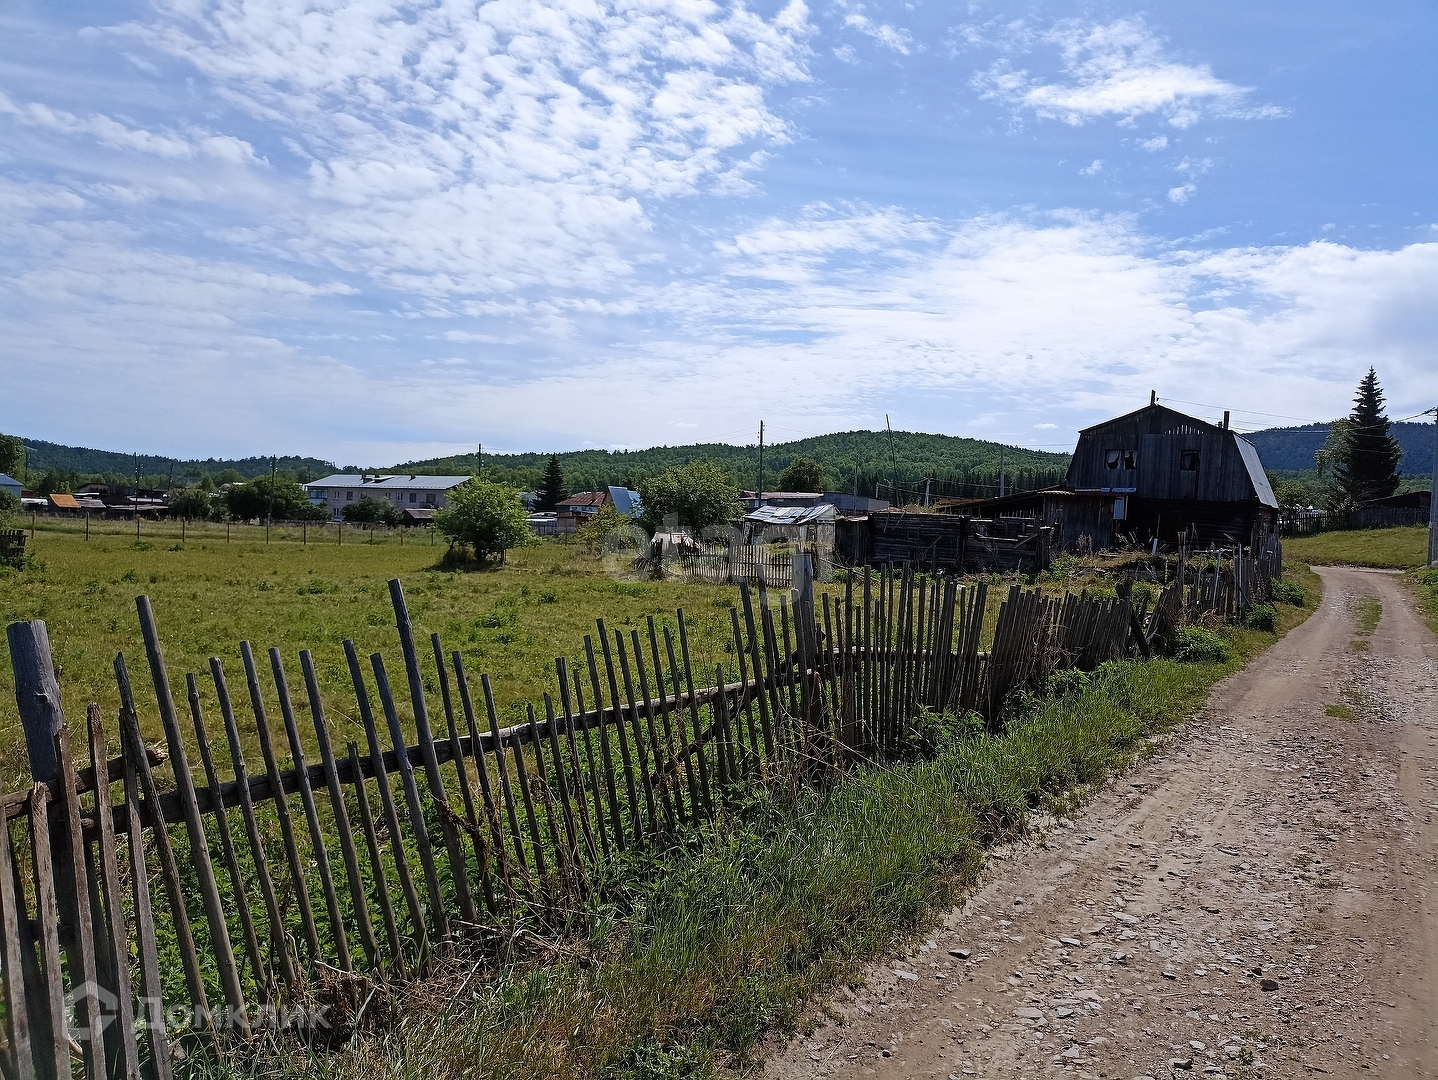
[2,0,1435,465]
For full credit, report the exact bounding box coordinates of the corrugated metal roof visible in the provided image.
[49,493,81,509]
[745,504,836,526]
[558,491,609,509]
[607,486,641,516]
[1234,436,1279,509]
[0,474,20,489]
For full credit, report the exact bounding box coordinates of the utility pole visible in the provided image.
[999,446,1006,498]
[757,420,764,502]
[924,476,931,507]
[134,454,141,541]
[885,414,898,508]
[476,442,482,478]
[266,454,276,544]
[1429,408,1437,567]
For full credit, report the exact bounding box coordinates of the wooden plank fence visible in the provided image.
[2,557,1221,1076]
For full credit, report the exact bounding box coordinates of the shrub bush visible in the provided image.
[1271,580,1306,606]
[1243,603,1278,632]
[1169,625,1232,664]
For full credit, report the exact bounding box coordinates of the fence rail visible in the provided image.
[1,545,1281,1078]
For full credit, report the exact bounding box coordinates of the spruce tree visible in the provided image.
[538,454,566,512]
[1332,367,1402,507]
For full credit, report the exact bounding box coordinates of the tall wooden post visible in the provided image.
[1429,408,1437,567]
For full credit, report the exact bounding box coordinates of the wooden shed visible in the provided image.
[1065,400,1278,548]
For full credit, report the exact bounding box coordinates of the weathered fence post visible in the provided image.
[7,619,107,1076]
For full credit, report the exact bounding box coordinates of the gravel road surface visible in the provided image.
[762,566,1438,1079]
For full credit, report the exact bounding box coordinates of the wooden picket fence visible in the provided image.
[3,563,1152,1079]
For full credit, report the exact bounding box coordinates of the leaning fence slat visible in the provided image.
[210,657,297,995]
[542,695,582,877]
[135,600,250,1037]
[387,581,478,928]
[271,648,353,973]
[452,655,518,894]
[479,672,531,876]
[675,611,714,817]
[526,703,571,893]
[115,653,213,1042]
[506,702,550,884]
[628,630,676,835]
[645,619,685,823]
[49,710,107,1077]
[661,625,702,821]
[0,797,35,1080]
[344,641,426,967]
[555,662,600,865]
[240,641,322,969]
[346,742,404,976]
[739,586,776,761]
[614,631,663,840]
[301,651,381,973]
[566,662,610,861]
[431,636,494,914]
[29,786,72,1080]
[185,676,266,1005]
[119,736,173,1080]
[596,623,644,849]
[371,653,450,946]
[583,637,625,852]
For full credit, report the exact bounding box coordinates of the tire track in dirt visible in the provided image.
[762,566,1438,1079]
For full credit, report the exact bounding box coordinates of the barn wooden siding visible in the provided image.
[1066,404,1260,504]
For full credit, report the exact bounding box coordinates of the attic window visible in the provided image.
[1105,449,1137,471]
[1180,450,1200,472]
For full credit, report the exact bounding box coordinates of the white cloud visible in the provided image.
[1138,135,1168,151]
[843,13,914,55]
[1169,183,1197,203]
[970,17,1284,129]
[1033,422,1058,429]
[92,0,817,298]
[0,91,260,163]
[1079,159,1103,176]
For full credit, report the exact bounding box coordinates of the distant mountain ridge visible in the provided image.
[392,430,1073,503]
[1239,422,1434,473]
[18,438,336,482]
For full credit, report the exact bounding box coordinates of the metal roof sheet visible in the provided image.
[745,504,836,526]
[1234,435,1279,509]
[304,473,472,491]
[49,493,81,509]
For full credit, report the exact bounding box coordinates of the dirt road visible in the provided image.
[763,567,1438,1079]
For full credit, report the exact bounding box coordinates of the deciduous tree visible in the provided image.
[637,462,740,535]
[778,456,824,492]
[433,480,533,563]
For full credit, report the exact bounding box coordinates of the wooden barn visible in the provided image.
[1064,398,1278,549]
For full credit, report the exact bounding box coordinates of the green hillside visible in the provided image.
[1243,421,1434,472]
[396,430,1071,503]
[9,430,1070,503]
[15,438,336,489]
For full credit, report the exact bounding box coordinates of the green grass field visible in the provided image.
[0,527,755,792]
[1284,525,1430,569]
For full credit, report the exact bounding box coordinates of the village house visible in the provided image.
[554,486,641,534]
[302,474,474,522]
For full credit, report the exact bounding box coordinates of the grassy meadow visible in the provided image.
[0,525,756,792]
[1284,524,1430,569]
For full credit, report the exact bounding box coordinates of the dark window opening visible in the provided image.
[1180,450,1200,471]
[1105,449,1137,470]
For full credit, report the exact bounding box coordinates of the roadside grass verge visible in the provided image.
[1410,567,1438,635]
[210,567,1320,1080]
[1284,526,1427,569]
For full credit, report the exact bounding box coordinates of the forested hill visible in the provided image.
[17,438,335,484]
[1243,422,1434,472]
[394,430,1072,504]
[13,429,1070,502]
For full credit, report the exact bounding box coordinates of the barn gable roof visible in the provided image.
[1077,402,1221,437]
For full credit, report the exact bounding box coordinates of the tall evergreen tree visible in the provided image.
[1331,367,1403,508]
[538,454,567,511]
